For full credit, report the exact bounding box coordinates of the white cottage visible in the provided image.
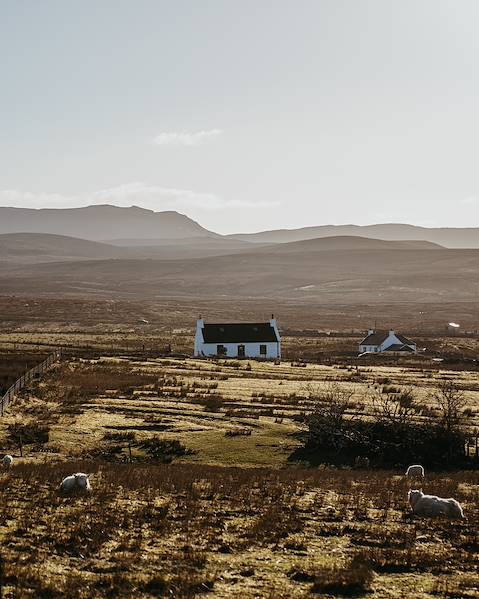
[194,316,281,359]
[359,329,416,355]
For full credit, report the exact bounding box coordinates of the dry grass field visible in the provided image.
[0,356,478,597]
[1,294,478,598]
[1,295,478,335]
[2,357,479,467]
[0,296,478,371]
[0,462,478,598]
[1,331,478,369]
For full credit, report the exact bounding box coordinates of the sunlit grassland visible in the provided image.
[0,354,478,597]
[1,357,479,469]
[0,462,477,598]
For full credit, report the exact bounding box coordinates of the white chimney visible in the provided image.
[269,313,281,358]
[194,316,205,357]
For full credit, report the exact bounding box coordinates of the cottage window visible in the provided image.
[260,344,267,356]
[237,345,245,358]
[217,345,227,356]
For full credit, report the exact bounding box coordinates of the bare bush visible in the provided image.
[431,380,467,433]
[309,555,374,595]
[7,421,50,446]
[307,383,355,428]
[137,437,196,463]
[370,387,420,427]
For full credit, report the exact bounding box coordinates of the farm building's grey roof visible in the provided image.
[201,323,279,344]
[394,333,415,346]
[359,330,415,347]
[383,344,415,352]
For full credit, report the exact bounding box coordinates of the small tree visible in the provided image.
[371,387,419,427]
[432,381,467,433]
[138,437,196,462]
[7,421,50,445]
[306,383,354,452]
[307,383,354,427]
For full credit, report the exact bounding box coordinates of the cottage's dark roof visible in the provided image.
[359,330,415,347]
[359,331,389,345]
[201,323,279,343]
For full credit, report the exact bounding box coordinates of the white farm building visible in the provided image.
[194,316,281,359]
[359,329,416,355]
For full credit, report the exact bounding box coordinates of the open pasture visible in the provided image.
[1,350,478,597]
[2,357,479,467]
[0,462,478,598]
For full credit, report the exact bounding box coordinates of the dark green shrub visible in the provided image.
[137,437,196,463]
[197,394,223,412]
[7,421,50,445]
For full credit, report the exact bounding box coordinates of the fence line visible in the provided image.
[0,349,63,416]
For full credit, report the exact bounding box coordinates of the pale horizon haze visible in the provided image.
[1,0,479,234]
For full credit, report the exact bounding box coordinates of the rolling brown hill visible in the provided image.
[1,235,477,303]
[0,233,255,263]
[249,236,443,253]
[0,233,129,263]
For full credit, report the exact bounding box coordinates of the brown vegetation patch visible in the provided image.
[0,463,476,597]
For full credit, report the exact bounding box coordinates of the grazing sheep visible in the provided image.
[405,464,425,481]
[408,489,464,519]
[59,472,92,494]
[2,455,13,469]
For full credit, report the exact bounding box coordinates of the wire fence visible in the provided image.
[0,340,177,355]
[0,349,63,416]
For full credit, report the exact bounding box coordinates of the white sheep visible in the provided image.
[405,464,425,481]
[408,489,464,519]
[2,455,13,469]
[59,472,92,494]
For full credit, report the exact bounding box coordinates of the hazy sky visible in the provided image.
[1,0,479,233]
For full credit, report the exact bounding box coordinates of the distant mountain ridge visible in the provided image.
[0,207,477,303]
[0,205,217,241]
[1,205,478,248]
[228,223,479,248]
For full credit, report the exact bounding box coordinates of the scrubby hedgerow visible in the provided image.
[301,383,471,468]
[7,420,50,446]
[87,434,196,463]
